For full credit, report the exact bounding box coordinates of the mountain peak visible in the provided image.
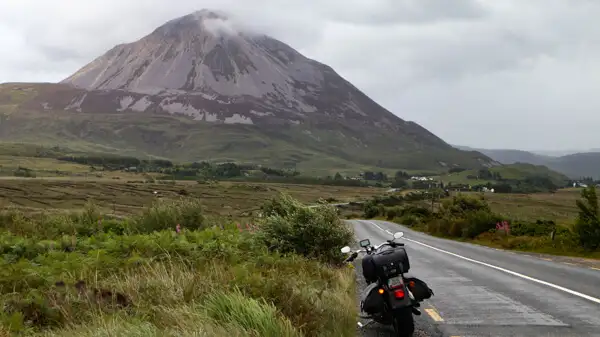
[60,10,318,97]
[191,9,228,20]
[153,9,238,38]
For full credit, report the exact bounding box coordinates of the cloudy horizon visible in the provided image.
[1,0,598,152]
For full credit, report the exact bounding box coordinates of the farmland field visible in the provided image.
[0,178,385,218]
[453,189,581,224]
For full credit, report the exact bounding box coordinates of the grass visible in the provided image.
[0,195,358,336]
[469,233,600,260]
[454,189,580,224]
[0,156,90,174]
[0,179,385,219]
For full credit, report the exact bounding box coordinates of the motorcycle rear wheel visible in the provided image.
[392,308,414,337]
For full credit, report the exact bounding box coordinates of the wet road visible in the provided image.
[347,220,600,337]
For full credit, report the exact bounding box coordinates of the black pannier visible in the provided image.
[405,277,434,301]
[361,283,385,315]
[361,255,378,284]
[362,247,410,283]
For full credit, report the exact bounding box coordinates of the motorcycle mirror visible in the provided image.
[341,246,352,254]
[359,239,371,248]
[393,232,404,239]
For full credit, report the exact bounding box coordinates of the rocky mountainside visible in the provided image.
[0,10,494,173]
[455,145,600,179]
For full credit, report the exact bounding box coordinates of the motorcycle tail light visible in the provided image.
[393,289,405,299]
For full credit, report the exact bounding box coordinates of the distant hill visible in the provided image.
[442,163,569,184]
[454,145,600,179]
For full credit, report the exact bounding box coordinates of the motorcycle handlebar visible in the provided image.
[344,252,359,263]
[343,240,405,263]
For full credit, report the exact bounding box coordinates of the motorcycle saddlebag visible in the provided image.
[361,283,385,315]
[374,247,410,277]
[405,277,434,301]
[361,255,377,284]
[362,247,410,283]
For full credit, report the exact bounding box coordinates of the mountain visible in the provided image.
[0,10,494,174]
[454,145,600,179]
[531,149,600,157]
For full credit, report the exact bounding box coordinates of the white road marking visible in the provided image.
[363,221,600,305]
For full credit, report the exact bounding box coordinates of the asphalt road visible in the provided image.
[347,220,600,337]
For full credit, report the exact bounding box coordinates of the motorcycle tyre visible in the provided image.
[392,307,414,337]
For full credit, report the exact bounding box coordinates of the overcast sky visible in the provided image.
[1,0,599,151]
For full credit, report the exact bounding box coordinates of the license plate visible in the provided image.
[388,276,403,288]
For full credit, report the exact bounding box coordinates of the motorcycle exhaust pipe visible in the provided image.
[357,321,375,329]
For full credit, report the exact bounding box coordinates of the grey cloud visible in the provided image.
[322,0,488,25]
[0,0,599,150]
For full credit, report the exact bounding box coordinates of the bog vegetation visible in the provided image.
[361,186,600,256]
[0,194,356,336]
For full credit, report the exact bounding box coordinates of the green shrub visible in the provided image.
[439,194,486,215]
[574,186,600,250]
[257,193,353,264]
[510,220,556,237]
[395,214,420,227]
[385,207,401,220]
[399,206,432,218]
[462,210,503,239]
[362,203,379,219]
[131,198,206,233]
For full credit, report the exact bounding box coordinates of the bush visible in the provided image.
[574,186,600,250]
[510,220,556,237]
[386,207,401,220]
[441,194,490,216]
[257,193,353,264]
[363,203,380,219]
[415,194,502,239]
[399,206,432,218]
[395,214,420,227]
[461,210,503,239]
[131,198,206,233]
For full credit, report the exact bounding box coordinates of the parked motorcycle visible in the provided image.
[341,231,434,337]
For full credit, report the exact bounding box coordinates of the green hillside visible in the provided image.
[440,163,570,191]
[0,83,494,175]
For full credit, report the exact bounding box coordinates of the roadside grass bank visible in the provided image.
[360,187,600,259]
[0,194,357,337]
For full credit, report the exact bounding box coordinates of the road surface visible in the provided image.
[347,220,600,337]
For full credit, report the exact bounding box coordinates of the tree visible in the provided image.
[574,186,600,250]
[334,172,343,180]
[395,170,410,180]
[391,179,408,189]
[374,172,387,181]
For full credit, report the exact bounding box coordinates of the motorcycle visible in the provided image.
[341,231,434,337]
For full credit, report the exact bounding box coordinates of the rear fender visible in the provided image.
[387,284,412,310]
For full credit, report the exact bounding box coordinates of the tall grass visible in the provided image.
[0,195,357,337]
